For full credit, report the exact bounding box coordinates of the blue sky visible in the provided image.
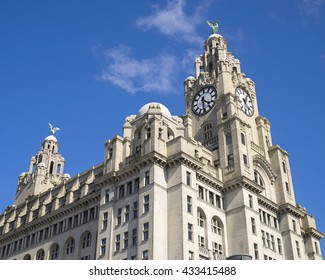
[1,0,325,256]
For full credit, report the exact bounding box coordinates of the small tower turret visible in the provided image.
[14,125,65,205]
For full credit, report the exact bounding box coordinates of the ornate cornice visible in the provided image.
[278,203,305,219]
[223,176,264,194]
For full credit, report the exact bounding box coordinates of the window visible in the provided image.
[117,208,122,226]
[143,222,149,241]
[66,239,75,255]
[271,235,275,251]
[142,250,148,260]
[50,244,59,260]
[146,128,151,139]
[123,232,129,249]
[254,243,259,259]
[261,230,266,247]
[187,195,192,213]
[143,195,149,213]
[118,185,125,199]
[251,217,256,234]
[212,217,222,235]
[227,154,234,166]
[124,205,129,222]
[189,251,194,260]
[186,171,191,186]
[286,182,290,193]
[133,201,138,219]
[197,210,205,227]
[188,223,193,241]
[198,186,204,200]
[102,212,108,230]
[248,195,253,208]
[115,234,121,252]
[198,236,205,247]
[105,189,110,203]
[101,238,106,255]
[132,228,137,245]
[315,241,319,254]
[208,191,214,205]
[296,241,301,257]
[203,123,213,141]
[292,220,297,233]
[82,232,91,248]
[127,181,133,195]
[254,171,264,186]
[145,171,150,185]
[243,154,248,165]
[266,233,271,248]
[282,162,287,173]
[241,133,246,145]
[226,132,232,145]
[36,249,45,260]
[212,242,223,256]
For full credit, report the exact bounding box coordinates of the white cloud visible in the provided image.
[136,0,207,46]
[297,0,325,16]
[98,46,178,94]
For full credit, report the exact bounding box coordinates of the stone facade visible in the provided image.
[0,32,323,260]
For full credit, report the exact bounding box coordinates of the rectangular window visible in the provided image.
[127,181,133,195]
[101,238,106,255]
[142,250,149,260]
[277,238,282,254]
[186,171,191,186]
[243,154,248,165]
[124,205,129,222]
[143,222,149,241]
[254,243,259,259]
[117,208,122,226]
[315,241,319,254]
[208,191,214,205]
[227,154,234,166]
[282,162,287,173]
[145,171,150,185]
[189,251,194,260]
[135,178,140,191]
[119,185,125,199]
[212,242,223,256]
[266,233,271,248]
[292,219,297,233]
[188,223,193,241]
[123,231,128,249]
[296,241,301,257]
[248,195,253,208]
[143,195,149,213]
[115,234,120,252]
[285,182,290,193]
[133,201,138,219]
[241,133,245,145]
[105,189,110,204]
[251,217,256,235]
[261,230,266,247]
[187,195,192,213]
[198,186,204,200]
[198,236,205,247]
[271,235,275,251]
[102,212,108,230]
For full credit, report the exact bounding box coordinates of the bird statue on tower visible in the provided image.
[207,20,219,34]
[48,123,60,135]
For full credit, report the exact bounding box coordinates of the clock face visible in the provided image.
[236,87,254,116]
[192,86,217,116]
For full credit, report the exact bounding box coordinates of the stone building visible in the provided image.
[0,29,323,260]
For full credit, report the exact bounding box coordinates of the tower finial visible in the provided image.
[207,20,219,34]
[48,123,60,135]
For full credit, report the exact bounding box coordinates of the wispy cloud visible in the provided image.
[136,0,208,46]
[98,46,177,94]
[297,0,325,16]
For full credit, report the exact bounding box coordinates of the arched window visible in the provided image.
[36,249,45,260]
[65,238,75,255]
[211,216,223,236]
[81,231,92,249]
[254,170,264,187]
[197,209,206,228]
[23,254,31,260]
[50,243,59,260]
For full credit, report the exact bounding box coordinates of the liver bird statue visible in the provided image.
[49,123,60,135]
[207,20,219,34]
